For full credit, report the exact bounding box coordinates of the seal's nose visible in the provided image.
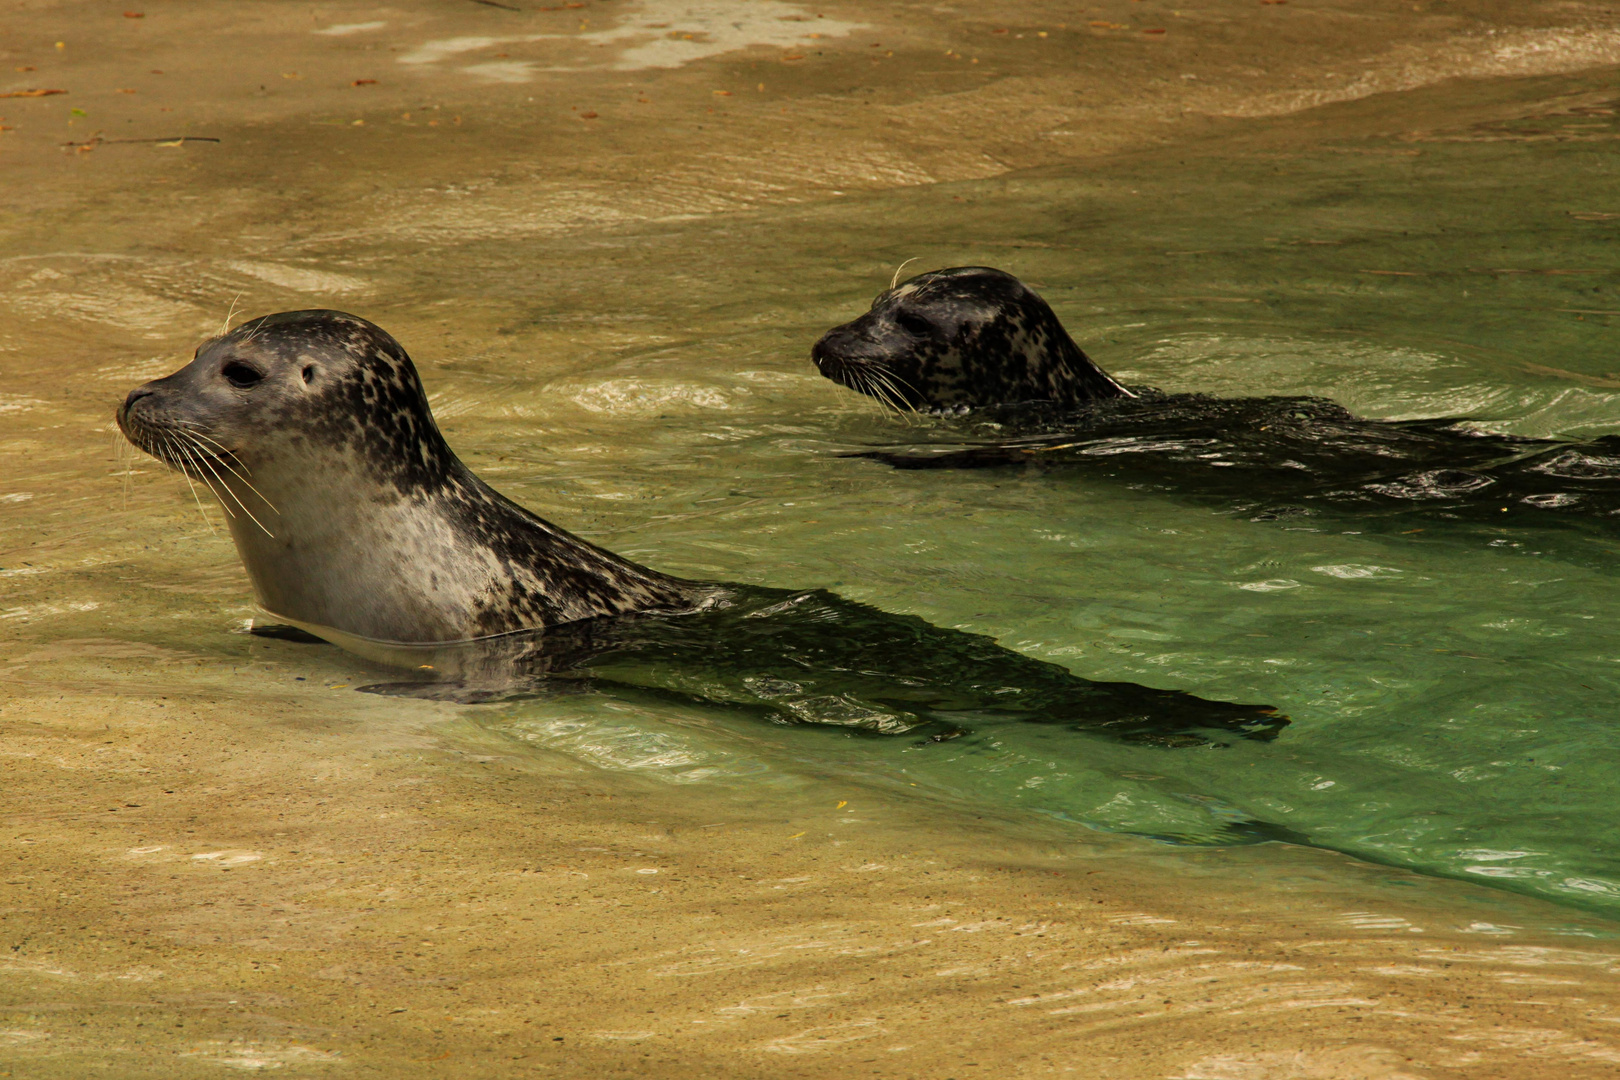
[809,332,835,373]
[810,325,862,375]
[118,386,155,425]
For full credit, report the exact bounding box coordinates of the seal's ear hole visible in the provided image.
[895,311,934,337]
[221,361,265,389]
[302,365,316,385]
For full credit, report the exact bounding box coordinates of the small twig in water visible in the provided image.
[62,135,222,149]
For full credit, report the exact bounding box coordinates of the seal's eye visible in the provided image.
[895,311,934,337]
[302,365,316,385]
[221,361,265,389]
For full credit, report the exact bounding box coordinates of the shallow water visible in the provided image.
[10,8,1620,1069]
[14,61,1620,924]
[323,67,1620,918]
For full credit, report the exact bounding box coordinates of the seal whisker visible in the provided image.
[175,429,277,537]
[880,369,922,408]
[869,374,906,416]
[160,432,217,534]
[172,424,279,513]
[891,257,921,290]
[872,374,915,423]
[865,364,922,412]
[172,430,240,514]
[239,315,272,344]
[219,291,244,339]
[865,368,922,424]
[172,438,231,518]
[114,431,133,510]
[851,367,898,416]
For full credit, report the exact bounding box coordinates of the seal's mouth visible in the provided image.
[117,392,275,534]
[810,334,921,413]
[116,398,238,478]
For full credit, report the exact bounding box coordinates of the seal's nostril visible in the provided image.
[120,387,155,417]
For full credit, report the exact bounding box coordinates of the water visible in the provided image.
[8,51,1620,934]
[409,69,1620,917]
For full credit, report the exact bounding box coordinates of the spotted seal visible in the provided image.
[812,266,1620,534]
[117,309,1285,750]
[118,310,698,644]
[811,266,1131,411]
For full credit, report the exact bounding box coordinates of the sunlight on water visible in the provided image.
[11,65,1620,929]
[437,71,1620,918]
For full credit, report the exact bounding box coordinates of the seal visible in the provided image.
[118,310,699,644]
[117,309,1286,749]
[812,266,1620,530]
[811,266,1131,411]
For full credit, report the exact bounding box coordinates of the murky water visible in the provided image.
[8,32,1620,946]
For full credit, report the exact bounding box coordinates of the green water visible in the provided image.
[14,67,1620,920]
[439,70,1620,916]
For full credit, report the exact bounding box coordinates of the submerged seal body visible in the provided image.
[117,309,1285,751]
[813,266,1620,532]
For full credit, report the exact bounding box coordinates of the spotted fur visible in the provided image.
[118,310,699,643]
[811,266,1128,411]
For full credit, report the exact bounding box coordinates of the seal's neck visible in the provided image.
[221,445,695,644]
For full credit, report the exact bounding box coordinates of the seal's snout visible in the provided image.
[809,331,839,374]
[116,384,159,435]
[811,323,877,381]
[120,385,154,416]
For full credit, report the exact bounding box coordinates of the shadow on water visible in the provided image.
[343,585,1284,748]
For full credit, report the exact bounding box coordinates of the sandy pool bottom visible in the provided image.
[10,0,1620,1075]
[3,639,1620,1079]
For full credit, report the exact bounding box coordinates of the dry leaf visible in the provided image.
[0,89,66,98]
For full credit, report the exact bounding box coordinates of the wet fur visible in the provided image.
[812,266,1129,410]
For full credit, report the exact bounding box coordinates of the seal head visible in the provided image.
[117,310,695,643]
[811,266,1129,411]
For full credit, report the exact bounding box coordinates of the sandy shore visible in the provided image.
[8,1,1620,1076]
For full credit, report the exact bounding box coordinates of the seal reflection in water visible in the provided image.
[813,266,1620,528]
[117,310,1283,749]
